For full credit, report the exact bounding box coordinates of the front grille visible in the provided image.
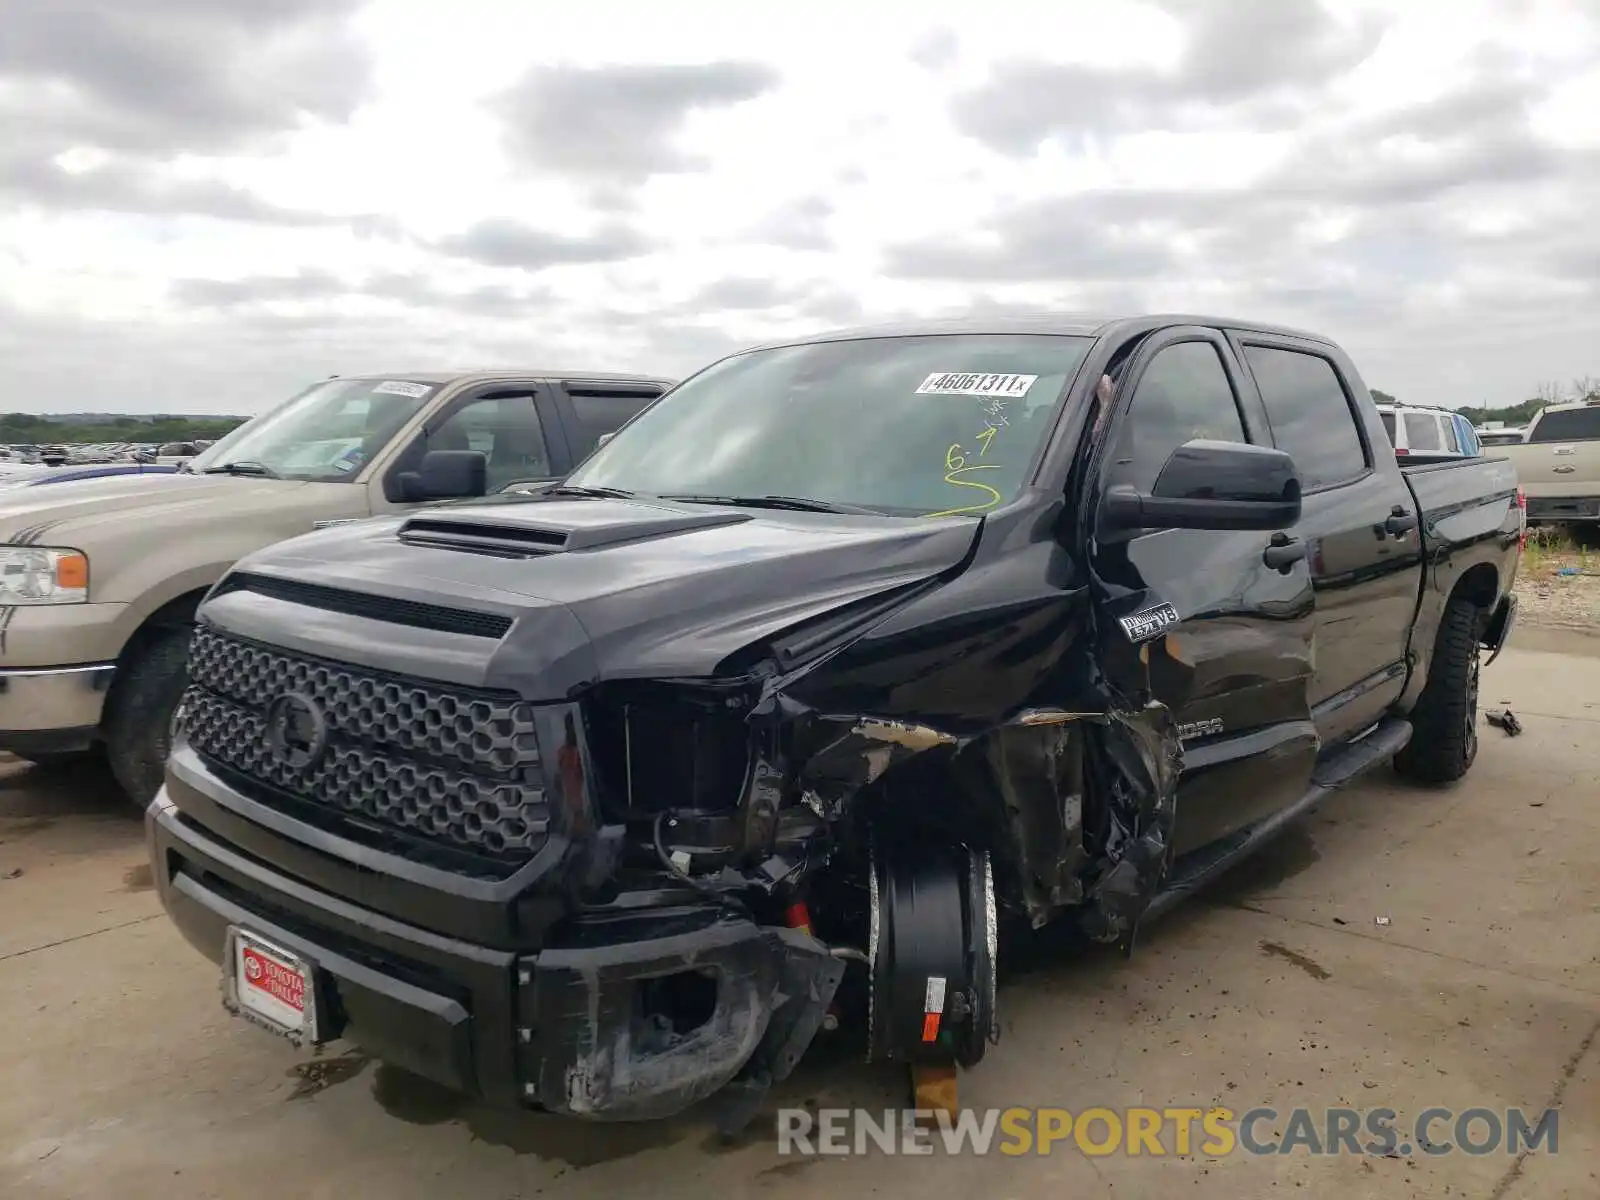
[182,624,547,859]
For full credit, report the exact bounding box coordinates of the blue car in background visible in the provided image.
[0,463,181,489]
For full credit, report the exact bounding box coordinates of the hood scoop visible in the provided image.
[396,502,751,558]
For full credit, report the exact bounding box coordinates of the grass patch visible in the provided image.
[1523,526,1597,578]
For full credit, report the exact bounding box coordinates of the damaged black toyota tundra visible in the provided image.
[148,315,1522,1126]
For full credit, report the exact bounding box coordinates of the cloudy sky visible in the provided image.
[2,0,1597,416]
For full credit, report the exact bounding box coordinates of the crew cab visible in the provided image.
[148,316,1522,1128]
[0,369,672,804]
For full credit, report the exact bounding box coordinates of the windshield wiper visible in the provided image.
[543,484,636,499]
[200,461,281,479]
[659,493,880,515]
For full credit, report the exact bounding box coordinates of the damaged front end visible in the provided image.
[546,589,1185,1123]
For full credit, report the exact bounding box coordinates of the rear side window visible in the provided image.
[1529,407,1600,442]
[567,390,660,459]
[1440,415,1460,453]
[1243,346,1368,490]
[1379,411,1396,444]
[1403,412,1441,451]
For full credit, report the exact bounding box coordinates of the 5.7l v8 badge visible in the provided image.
[1118,602,1180,644]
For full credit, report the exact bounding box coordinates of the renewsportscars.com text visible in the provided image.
[777,1106,1560,1158]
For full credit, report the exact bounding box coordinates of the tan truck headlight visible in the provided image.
[0,546,89,605]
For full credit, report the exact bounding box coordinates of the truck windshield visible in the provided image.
[562,334,1094,517]
[188,378,439,481]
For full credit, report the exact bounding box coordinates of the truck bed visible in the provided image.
[1401,453,1519,525]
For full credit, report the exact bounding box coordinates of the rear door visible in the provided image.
[1230,334,1420,744]
[1088,326,1318,858]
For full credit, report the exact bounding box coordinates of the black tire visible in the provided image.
[104,625,192,808]
[1394,596,1484,785]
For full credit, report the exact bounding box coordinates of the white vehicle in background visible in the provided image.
[1374,403,1483,458]
[1476,426,1528,447]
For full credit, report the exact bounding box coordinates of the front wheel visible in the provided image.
[1394,596,1484,785]
[104,626,192,809]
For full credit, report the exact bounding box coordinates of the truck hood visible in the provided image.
[227,496,982,689]
[0,473,342,546]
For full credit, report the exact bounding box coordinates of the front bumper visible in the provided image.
[0,663,114,753]
[147,787,843,1121]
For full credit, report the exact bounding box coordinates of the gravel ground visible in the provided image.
[1516,529,1600,632]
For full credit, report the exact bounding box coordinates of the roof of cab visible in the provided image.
[741,312,1338,352]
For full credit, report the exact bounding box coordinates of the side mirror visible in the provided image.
[1102,439,1301,532]
[398,450,487,501]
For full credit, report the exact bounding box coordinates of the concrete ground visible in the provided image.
[2,637,1597,1200]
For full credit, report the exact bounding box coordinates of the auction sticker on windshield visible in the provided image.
[372,380,432,398]
[224,927,317,1044]
[916,372,1038,398]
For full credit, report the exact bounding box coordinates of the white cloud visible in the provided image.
[0,0,1597,415]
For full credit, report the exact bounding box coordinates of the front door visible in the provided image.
[378,385,562,510]
[1088,326,1319,859]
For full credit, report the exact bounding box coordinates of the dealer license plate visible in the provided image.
[225,928,318,1044]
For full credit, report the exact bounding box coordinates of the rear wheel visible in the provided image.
[1394,595,1483,784]
[104,626,193,808]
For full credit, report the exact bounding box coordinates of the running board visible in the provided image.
[1143,716,1413,922]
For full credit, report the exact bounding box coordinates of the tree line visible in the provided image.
[0,413,247,445]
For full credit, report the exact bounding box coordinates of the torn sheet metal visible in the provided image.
[1075,701,1183,948]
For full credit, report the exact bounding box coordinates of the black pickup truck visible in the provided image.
[148,315,1522,1127]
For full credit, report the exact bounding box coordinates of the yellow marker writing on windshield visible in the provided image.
[925,441,1004,518]
[927,401,1011,518]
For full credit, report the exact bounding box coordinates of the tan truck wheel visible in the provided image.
[104,627,192,809]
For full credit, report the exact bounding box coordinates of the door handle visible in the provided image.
[1554,465,1575,474]
[1385,506,1417,536]
[1262,531,1307,573]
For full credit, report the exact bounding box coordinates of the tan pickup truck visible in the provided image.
[0,368,672,803]
[1499,399,1600,526]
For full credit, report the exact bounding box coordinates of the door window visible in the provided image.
[567,390,660,459]
[428,394,552,492]
[1107,340,1249,493]
[1439,415,1461,453]
[1243,346,1369,490]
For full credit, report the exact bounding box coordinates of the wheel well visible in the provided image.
[1452,563,1499,611]
[113,588,208,673]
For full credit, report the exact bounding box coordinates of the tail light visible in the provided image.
[1516,486,1527,551]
